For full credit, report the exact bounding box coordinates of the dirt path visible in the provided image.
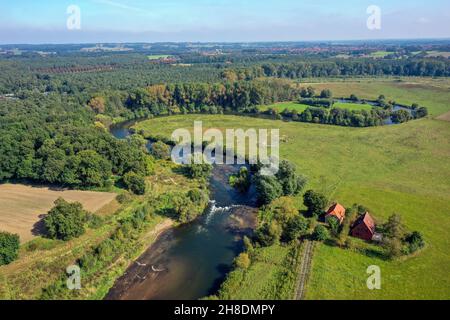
[294,240,315,300]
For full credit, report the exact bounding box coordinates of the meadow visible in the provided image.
[133,77,450,299]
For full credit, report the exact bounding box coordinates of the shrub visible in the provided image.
[234,252,251,269]
[0,232,20,266]
[404,231,425,254]
[123,171,146,195]
[185,163,213,179]
[151,141,171,160]
[86,214,104,229]
[229,167,251,193]
[313,225,329,241]
[44,198,87,241]
[116,192,132,204]
[255,221,282,247]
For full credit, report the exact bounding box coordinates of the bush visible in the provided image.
[255,221,282,247]
[86,214,104,229]
[313,225,329,241]
[185,162,213,179]
[229,167,251,193]
[151,141,171,160]
[44,198,87,241]
[234,252,251,269]
[0,232,20,266]
[116,192,132,204]
[404,231,425,254]
[123,171,146,195]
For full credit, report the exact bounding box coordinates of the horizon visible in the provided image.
[2,37,450,47]
[1,0,450,44]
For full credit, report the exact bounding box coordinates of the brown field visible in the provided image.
[436,111,450,122]
[0,184,116,243]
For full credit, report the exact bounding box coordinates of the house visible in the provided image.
[351,212,376,241]
[325,203,346,224]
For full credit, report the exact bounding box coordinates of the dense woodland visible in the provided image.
[0,43,444,189]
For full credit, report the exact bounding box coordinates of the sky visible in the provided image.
[0,0,449,44]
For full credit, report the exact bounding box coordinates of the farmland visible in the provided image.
[0,184,117,243]
[133,77,450,299]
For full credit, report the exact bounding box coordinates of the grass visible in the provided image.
[132,77,450,299]
[259,102,311,113]
[332,102,374,111]
[217,244,301,300]
[259,101,374,113]
[368,51,391,58]
[147,55,171,60]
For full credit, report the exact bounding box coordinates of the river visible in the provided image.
[106,121,257,300]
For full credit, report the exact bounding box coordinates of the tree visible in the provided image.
[283,215,309,242]
[383,214,405,239]
[415,106,428,119]
[234,252,251,269]
[307,86,316,98]
[382,237,403,259]
[303,190,328,217]
[391,109,412,123]
[151,141,171,160]
[255,175,283,205]
[328,216,341,237]
[320,89,333,99]
[229,167,251,193]
[44,198,87,241]
[185,162,213,179]
[255,221,282,247]
[275,160,307,196]
[77,150,112,187]
[88,96,106,114]
[313,225,329,241]
[264,196,298,225]
[0,232,20,266]
[123,171,146,195]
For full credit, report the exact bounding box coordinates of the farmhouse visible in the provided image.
[350,212,376,241]
[325,203,346,224]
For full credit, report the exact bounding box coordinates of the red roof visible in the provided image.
[325,203,346,223]
[351,212,376,241]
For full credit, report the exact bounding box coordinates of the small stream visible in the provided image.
[106,121,257,300]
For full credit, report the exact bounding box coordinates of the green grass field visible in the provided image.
[259,102,311,113]
[217,244,300,300]
[368,51,391,58]
[332,102,374,111]
[260,101,374,113]
[147,55,172,60]
[133,78,450,299]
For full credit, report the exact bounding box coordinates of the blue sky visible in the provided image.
[1,0,449,43]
